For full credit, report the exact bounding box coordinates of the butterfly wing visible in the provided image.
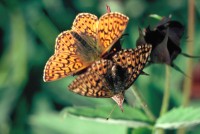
[72,13,98,45]
[112,44,152,89]
[98,12,129,56]
[43,30,92,82]
[68,59,115,97]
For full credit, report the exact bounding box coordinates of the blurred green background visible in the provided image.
[0,0,200,134]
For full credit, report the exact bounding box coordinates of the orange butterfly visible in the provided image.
[43,12,129,82]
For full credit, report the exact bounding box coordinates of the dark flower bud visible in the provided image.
[136,16,199,76]
[137,16,185,64]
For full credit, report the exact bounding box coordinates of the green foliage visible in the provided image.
[63,105,151,123]
[29,112,128,134]
[156,107,200,129]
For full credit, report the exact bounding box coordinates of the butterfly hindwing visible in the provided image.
[68,59,115,97]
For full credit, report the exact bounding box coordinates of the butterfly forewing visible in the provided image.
[98,12,129,55]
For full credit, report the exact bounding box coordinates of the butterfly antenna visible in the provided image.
[106,104,117,120]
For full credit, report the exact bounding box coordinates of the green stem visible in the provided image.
[160,65,171,116]
[131,86,156,122]
[182,0,194,107]
[156,65,171,134]
[177,0,195,134]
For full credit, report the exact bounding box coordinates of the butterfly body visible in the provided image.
[105,64,128,94]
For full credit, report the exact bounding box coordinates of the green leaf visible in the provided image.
[61,105,153,128]
[155,107,200,129]
[29,112,128,134]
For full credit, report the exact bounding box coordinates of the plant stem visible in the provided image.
[156,65,171,134]
[160,65,171,116]
[182,0,195,107]
[178,0,195,134]
[131,86,156,122]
